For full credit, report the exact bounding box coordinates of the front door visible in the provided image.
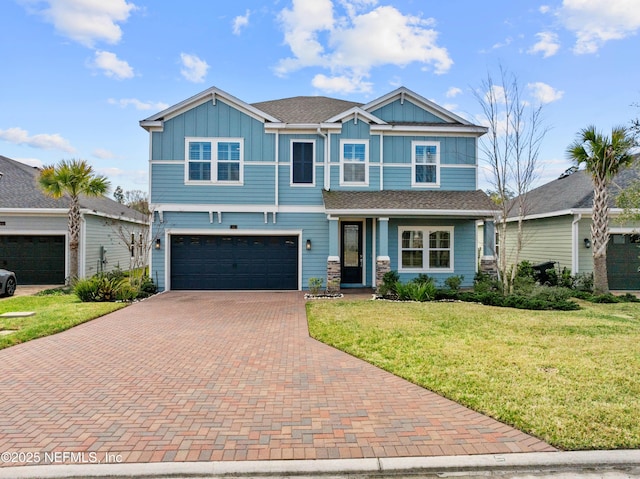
[341,222,363,284]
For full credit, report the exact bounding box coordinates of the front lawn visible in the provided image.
[307,299,640,450]
[0,293,127,350]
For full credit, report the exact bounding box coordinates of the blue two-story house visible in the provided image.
[140,86,497,292]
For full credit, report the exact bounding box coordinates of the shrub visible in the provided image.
[308,277,324,295]
[530,285,573,303]
[395,279,436,302]
[136,276,158,298]
[73,273,156,302]
[377,270,400,298]
[444,275,464,292]
[473,271,501,293]
[591,293,620,304]
[559,267,575,289]
[412,273,433,286]
[574,273,594,292]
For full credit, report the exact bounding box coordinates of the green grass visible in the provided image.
[0,293,127,350]
[307,299,640,450]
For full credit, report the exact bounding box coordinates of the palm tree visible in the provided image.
[567,126,635,294]
[39,159,110,281]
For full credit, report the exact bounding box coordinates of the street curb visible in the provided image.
[1,450,640,478]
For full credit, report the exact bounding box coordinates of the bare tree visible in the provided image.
[474,67,548,293]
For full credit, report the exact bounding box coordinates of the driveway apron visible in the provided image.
[0,292,554,466]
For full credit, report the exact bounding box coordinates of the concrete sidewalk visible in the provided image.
[1,450,639,478]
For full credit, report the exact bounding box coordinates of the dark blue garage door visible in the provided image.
[0,235,65,284]
[170,235,299,290]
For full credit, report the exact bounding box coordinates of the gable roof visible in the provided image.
[0,155,147,223]
[322,189,497,217]
[509,162,640,218]
[140,85,487,134]
[140,86,280,129]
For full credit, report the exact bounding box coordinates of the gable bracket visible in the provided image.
[211,92,216,105]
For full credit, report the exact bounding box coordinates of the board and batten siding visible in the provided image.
[370,99,447,124]
[382,136,476,165]
[151,100,274,162]
[503,216,573,271]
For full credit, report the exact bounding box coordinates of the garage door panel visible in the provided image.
[607,234,640,290]
[170,235,298,290]
[0,235,65,284]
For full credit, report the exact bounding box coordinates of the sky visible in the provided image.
[1,0,639,197]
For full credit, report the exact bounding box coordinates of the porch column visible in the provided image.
[327,217,340,293]
[376,217,391,289]
[480,219,498,277]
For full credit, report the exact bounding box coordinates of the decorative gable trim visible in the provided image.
[362,87,471,126]
[325,106,386,125]
[140,86,280,132]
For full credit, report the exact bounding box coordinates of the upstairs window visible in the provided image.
[186,138,243,184]
[340,140,368,186]
[188,141,211,181]
[217,141,241,182]
[291,141,314,185]
[412,141,440,187]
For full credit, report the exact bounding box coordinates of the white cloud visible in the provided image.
[527,82,564,104]
[446,87,462,98]
[108,98,169,111]
[233,9,250,35]
[93,50,134,79]
[0,127,76,153]
[276,1,452,93]
[312,74,372,94]
[559,0,640,54]
[180,53,209,83]
[539,5,551,14]
[528,31,560,58]
[92,148,116,160]
[21,0,136,48]
[14,158,44,168]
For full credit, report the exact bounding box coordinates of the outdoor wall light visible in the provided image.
[584,238,591,249]
[155,238,161,250]
[306,239,312,251]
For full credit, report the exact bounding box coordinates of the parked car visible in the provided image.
[0,269,17,297]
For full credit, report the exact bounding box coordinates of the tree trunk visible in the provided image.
[68,197,81,282]
[591,174,610,294]
[592,254,608,295]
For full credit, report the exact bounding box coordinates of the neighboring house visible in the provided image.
[140,86,497,292]
[0,155,148,284]
[500,165,640,290]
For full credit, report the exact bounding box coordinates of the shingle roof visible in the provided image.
[251,96,363,124]
[322,189,497,215]
[510,162,640,218]
[0,155,147,222]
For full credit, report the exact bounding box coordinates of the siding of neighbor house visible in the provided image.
[147,89,486,291]
[503,216,574,272]
[83,214,147,277]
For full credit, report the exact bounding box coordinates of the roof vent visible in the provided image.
[558,166,578,179]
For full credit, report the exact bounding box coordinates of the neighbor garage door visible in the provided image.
[170,235,298,290]
[0,235,65,284]
[607,234,640,290]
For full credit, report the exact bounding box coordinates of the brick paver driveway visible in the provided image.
[0,292,554,466]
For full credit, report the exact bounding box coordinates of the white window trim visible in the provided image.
[290,139,316,187]
[339,139,369,186]
[184,137,244,185]
[398,226,454,273]
[411,140,440,188]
